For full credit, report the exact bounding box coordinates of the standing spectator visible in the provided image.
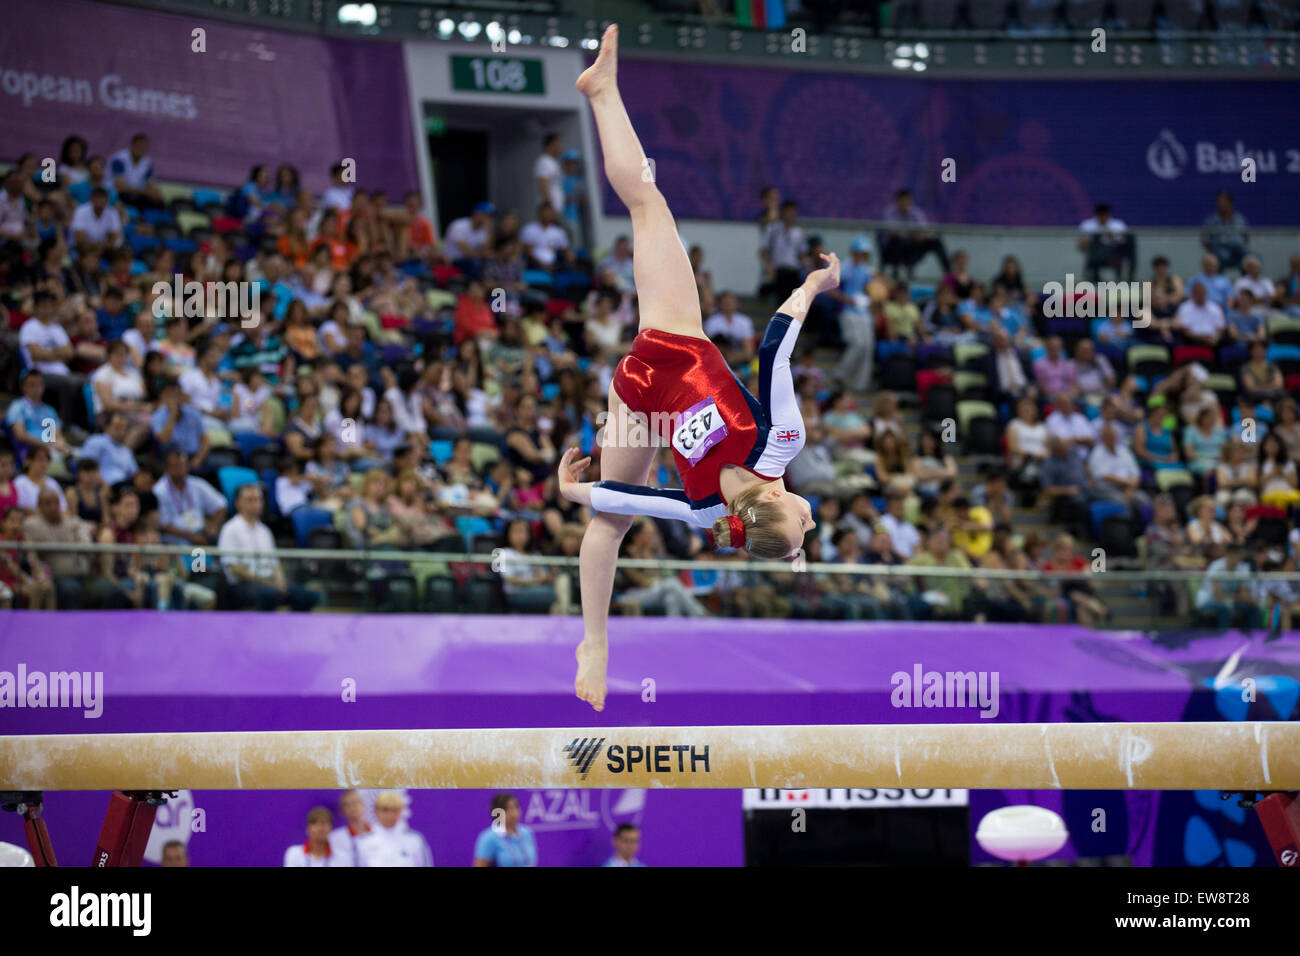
[879,188,949,279]
[828,236,875,391]
[604,824,646,867]
[759,200,808,303]
[473,793,538,867]
[355,791,432,867]
[218,483,320,611]
[1077,203,1134,281]
[328,791,372,867]
[283,808,341,867]
[154,446,227,546]
[1200,191,1249,271]
[108,133,162,208]
[22,488,129,609]
[534,133,566,215]
[560,149,589,250]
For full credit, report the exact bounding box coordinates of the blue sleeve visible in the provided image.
[473,829,497,863]
[590,481,725,529]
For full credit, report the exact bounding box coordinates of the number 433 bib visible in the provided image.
[672,396,728,467]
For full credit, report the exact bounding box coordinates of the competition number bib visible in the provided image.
[673,396,728,466]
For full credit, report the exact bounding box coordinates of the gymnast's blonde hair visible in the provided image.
[711,485,790,559]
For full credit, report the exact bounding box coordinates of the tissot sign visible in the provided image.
[744,789,969,809]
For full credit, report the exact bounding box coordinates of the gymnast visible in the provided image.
[558,24,841,711]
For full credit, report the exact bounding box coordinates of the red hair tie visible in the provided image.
[725,514,746,548]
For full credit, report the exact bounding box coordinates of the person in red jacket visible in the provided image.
[453,279,499,347]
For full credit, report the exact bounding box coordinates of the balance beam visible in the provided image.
[2,722,1296,791]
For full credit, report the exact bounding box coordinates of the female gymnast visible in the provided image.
[558,24,841,711]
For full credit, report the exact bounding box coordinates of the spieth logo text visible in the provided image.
[563,737,712,779]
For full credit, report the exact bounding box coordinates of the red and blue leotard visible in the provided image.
[589,311,806,528]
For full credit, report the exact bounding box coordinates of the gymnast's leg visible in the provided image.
[578,23,704,341]
[575,387,656,711]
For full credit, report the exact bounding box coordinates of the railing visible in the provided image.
[11,541,1299,630]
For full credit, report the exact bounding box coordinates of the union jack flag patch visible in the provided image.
[774,428,801,443]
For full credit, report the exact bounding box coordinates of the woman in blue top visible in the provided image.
[472,793,538,867]
[1134,401,1182,472]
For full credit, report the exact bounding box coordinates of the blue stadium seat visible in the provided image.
[128,234,158,254]
[430,440,454,465]
[234,432,272,462]
[292,507,335,547]
[142,208,175,226]
[455,515,494,550]
[191,188,224,209]
[218,466,259,506]
[260,468,281,517]
[164,237,198,254]
[1089,500,1127,538]
[522,269,553,288]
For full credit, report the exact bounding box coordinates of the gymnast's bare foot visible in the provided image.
[575,641,607,712]
[576,24,618,99]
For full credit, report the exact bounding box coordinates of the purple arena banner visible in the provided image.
[1,0,418,197]
[605,59,1300,227]
[1,613,1297,866]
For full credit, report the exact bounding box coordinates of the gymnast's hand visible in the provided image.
[558,446,593,505]
[805,251,841,296]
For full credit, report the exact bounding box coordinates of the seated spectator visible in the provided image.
[909,430,957,499]
[22,487,129,609]
[229,322,289,387]
[1187,253,1233,309]
[1006,397,1049,493]
[1258,433,1300,509]
[905,526,974,620]
[1174,280,1226,346]
[615,521,709,617]
[96,287,132,342]
[80,413,139,487]
[1194,543,1258,630]
[454,279,499,347]
[70,188,123,253]
[151,379,210,469]
[1227,290,1268,344]
[1045,393,1095,460]
[1239,340,1285,405]
[520,202,573,271]
[1032,336,1077,399]
[883,284,921,343]
[821,392,872,465]
[1215,440,1259,508]
[1200,191,1248,272]
[1072,339,1115,410]
[230,367,274,435]
[6,369,71,459]
[90,340,150,442]
[878,491,920,560]
[1273,398,1300,463]
[1087,424,1143,507]
[344,469,404,548]
[386,470,454,547]
[14,446,65,511]
[704,292,756,368]
[273,457,314,516]
[879,188,948,279]
[987,326,1032,411]
[1186,495,1230,548]
[0,447,16,515]
[1095,311,1137,347]
[990,255,1030,305]
[154,446,227,546]
[19,291,88,431]
[180,344,230,431]
[950,496,994,559]
[871,392,906,445]
[1277,252,1300,312]
[872,430,912,491]
[1091,395,1135,447]
[284,387,325,462]
[397,191,442,262]
[498,518,573,614]
[1041,533,1109,627]
[920,283,965,346]
[586,290,631,357]
[1133,400,1182,475]
[596,235,635,294]
[1182,407,1227,479]
[971,550,1033,623]
[1040,435,1091,533]
[0,505,56,609]
[1077,203,1134,281]
[306,439,353,511]
[971,471,1015,527]
[1224,501,1258,547]
[108,133,163,209]
[218,483,320,611]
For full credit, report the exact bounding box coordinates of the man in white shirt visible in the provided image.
[179,344,229,428]
[444,202,495,275]
[1045,393,1095,460]
[1078,202,1134,281]
[519,202,573,270]
[760,200,809,303]
[218,483,320,611]
[18,291,89,429]
[108,133,162,208]
[534,133,566,214]
[328,791,372,867]
[155,447,228,545]
[704,292,756,367]
[878,492,920,559]
[1174,280,1227,346]
[354,791,432,867]
[80,413,138,486]
[1233,255,1275,305]
[0,172,27,237]
[321,162,355,210]
[1087,424,1142,505]
[71,189,123,251]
